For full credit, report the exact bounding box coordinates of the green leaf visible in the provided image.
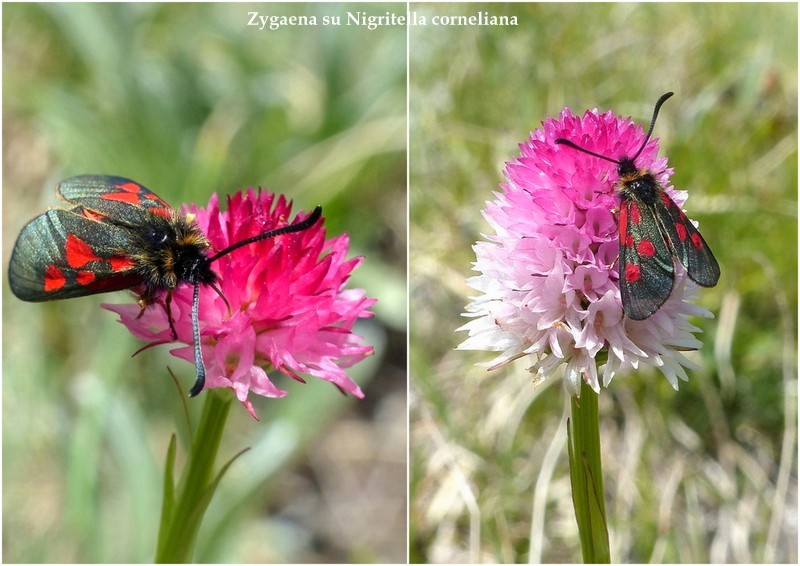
[156,435,178,559]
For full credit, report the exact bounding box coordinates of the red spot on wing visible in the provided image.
[44,265,67,291]
[676,222,688,241]
[99,182,170,208]
[629,202,641,224]
[117,182,143,193]
[619,205,635,247]
[661,192,672,208]
[625,263,641,283]
[101,183,144,204]
[107,255,136,272]
[691,233,703,250]
[143,193,170,207]
[76,270,96,285]
[150,208,172,220]
[65,234,101,268]
[637,240,656,257]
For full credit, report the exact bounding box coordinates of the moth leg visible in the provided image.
[136,288,178,341]
[136,294,153,319]
[164,288,178,341]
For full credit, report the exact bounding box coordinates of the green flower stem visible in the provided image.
[156,388,234,563]
[567,379,610,563]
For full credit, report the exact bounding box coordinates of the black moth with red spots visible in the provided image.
[555,92,720,320]
[9,175,322,395]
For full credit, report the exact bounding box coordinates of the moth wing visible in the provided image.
[57,175,173,226]
[655,193,721,288]
[9,208,142,302]
[619,198,676,320]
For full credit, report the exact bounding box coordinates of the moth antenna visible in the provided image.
[631,91,673,161]
[555,92,675,165]
[188,282,206,397]
[208,280,231,316]
[554,138,621,165]
[208,206,322,263]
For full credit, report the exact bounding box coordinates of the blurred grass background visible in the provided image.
[3,3,406,563]
[410,2,796,564]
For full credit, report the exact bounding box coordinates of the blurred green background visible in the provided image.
[410,2,796,564]
[3,3,406,563]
